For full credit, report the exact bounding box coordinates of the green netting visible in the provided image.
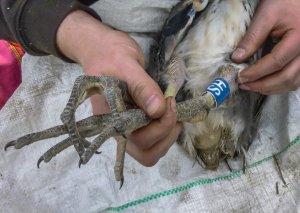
[106,135,300,212]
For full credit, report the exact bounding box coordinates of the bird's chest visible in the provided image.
[175,0,258,94]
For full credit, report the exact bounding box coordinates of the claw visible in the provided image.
[83,139,102,154]
[81,126,117,165]
[224,159,233,172]
[4,125,68,151]
[78,159,83,168]
[37,156,44,168]
[4,141,15,151]
[192,156,204,168]
[119,178,124,189]
[242,153,248,174]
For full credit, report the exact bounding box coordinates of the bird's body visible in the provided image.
[160,0,263,168]
[5,0,266,183]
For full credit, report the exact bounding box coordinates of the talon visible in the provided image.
[192,155,204,168]
[37,156,44,168]
[224,159,233,172]
[80,151,91,165]
[83,139,103,154]
[4,141,15,151]
[119,178,124,189]
[78,159,83,168]
[242,153,248,174]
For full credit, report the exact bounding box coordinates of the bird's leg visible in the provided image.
[181,63,247,169]
[114,136,127,188]
[219,128,236,172]
[163,55,211,121]
[5,63,245,182]
[60,75,130,186]
[5,114,118,166]
[220,128,236,158]
[194,127,237,171]
[4,114,110,151]
[176,63,245,123]
[60,76,122,157]
[96,78,129,188]
[5,75,151,185]
[241,148,249,174]
[37,129,102,168]
[163,56,186,98]
[194,126,222,170]
[38,138,73,167]
[4,125,68,150]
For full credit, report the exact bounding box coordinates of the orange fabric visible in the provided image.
[8,42,25,62]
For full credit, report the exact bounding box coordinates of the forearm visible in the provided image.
[0,0,100,59]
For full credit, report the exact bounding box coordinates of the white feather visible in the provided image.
[172,0,261,160]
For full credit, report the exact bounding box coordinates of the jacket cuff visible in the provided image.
[18,0,101,61]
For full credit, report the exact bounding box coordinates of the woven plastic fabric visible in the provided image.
[1,1,300,212]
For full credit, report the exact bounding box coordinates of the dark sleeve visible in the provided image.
[0,0,100,60]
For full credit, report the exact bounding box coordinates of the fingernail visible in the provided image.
[239,84,250,91]
[170,97,177,113]
[145,95,161,115]
[232,48,245,60]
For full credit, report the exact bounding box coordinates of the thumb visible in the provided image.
[125,65,166,119]
[231,9,273,62]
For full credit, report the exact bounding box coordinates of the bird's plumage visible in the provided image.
[158,0,264,168]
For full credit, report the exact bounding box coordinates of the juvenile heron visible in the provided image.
[5,0,265,185]
[156,0,263,169]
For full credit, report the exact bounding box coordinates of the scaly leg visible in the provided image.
[163,56,186,98]
[60,75,133,186]
[5,114,116,151]
[37,130,101,168]
[219,128,236,172]
[180,63,248,169]
[220,128,236,158]
[60,76,121,157]
[5,109,151,182]
[194,126,222,170]
[114,136,127,188]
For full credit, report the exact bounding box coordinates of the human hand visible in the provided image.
[231,0,300,95]
[56,10,182,166]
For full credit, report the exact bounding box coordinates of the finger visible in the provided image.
[239,53,300,94]
[154,122,182,158]
[129,97,177,150]
[90,94,111,115]
[123,61,166,119]
[231,5,274,62]
[238,31,300,83]
[126,123,182,167]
